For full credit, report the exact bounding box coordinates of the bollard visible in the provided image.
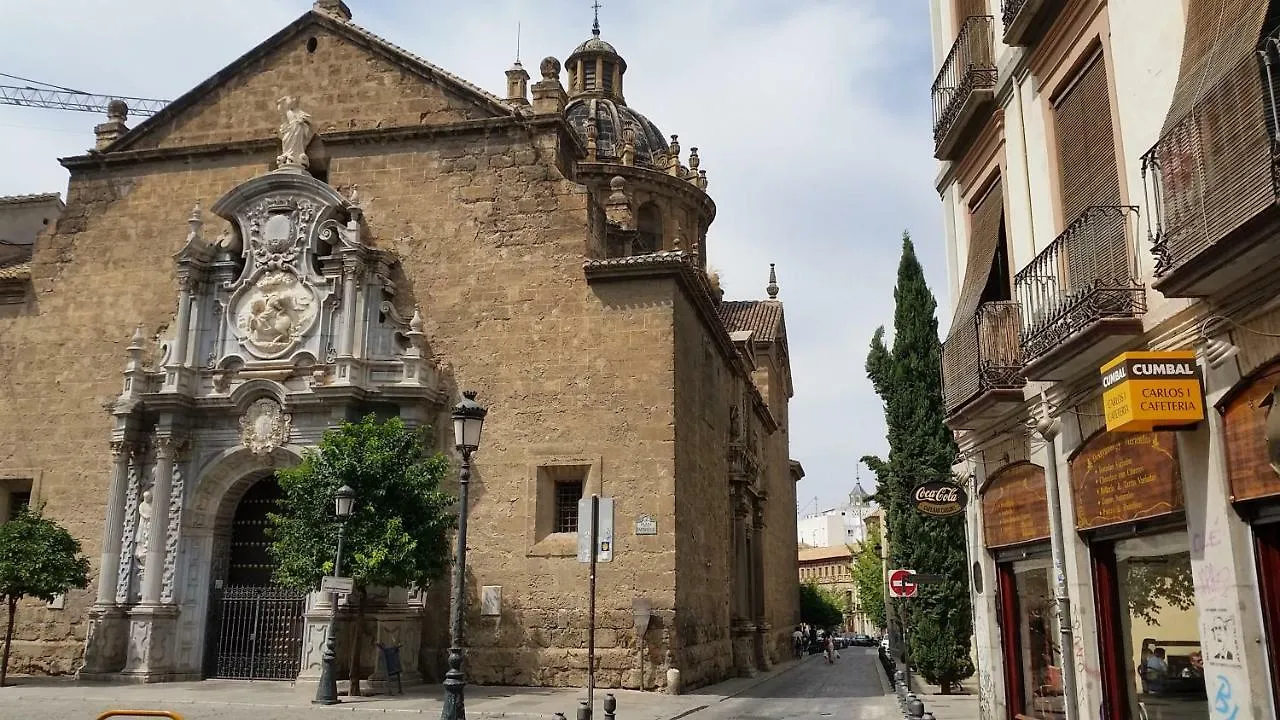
[922,714,936,720]
[603,693,616,720]
[905,694,924,719]
[555,715,567,720]
[577,699,591,720]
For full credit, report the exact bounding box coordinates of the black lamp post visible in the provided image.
[441,390,487,720]
[314,483,356,705]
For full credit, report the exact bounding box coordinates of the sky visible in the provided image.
[0,0,948,516]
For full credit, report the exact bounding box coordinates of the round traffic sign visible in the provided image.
[889,569,918,598]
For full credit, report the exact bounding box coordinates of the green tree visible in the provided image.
[863,234,972,693]
[799,583,844,630]
[269,415,456,696]
[0,507,90,686]
[850,528,887,631]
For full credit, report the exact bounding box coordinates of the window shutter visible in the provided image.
[1054,53,1122,224]
[948,180,1005,336]
[956,0,987,25]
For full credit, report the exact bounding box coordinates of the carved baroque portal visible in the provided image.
[240,398,292,455]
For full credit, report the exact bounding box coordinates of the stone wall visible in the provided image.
[759,351,798,660]
[672,291,734,689]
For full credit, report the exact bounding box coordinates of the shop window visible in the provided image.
[999,558,1065,718]
[1113,531,1207,719]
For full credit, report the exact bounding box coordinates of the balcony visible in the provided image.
[942,301,1026,429]
[932,16,998,161]
[1001,0,1062,46]
[1141,31,1280,298]
[1016,206,1146,381]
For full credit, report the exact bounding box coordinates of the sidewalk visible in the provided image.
[0,657,810,720]
[906,675,980,720]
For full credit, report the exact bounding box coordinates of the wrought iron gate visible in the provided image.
[210,585,306,680]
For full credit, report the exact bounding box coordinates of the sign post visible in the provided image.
[887,569,918,598]
[577,496,614,718]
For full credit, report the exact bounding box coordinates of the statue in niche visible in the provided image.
[214,225,242,255]
[276,96,314,170]
[131,488,153,596]
[235,271,317,356]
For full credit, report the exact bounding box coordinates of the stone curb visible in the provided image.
[663,655,809,719]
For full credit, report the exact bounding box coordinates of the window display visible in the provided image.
[1013,560,1064,718]
[1115,532,1207,720]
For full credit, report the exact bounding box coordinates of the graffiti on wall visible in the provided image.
[1202,610,1243,668]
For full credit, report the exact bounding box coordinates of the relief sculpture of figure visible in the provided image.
[276,96,314,170]
[131,488,153,597]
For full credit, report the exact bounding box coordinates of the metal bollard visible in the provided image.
[577,699,591,720]
[604,693,616,720]
[905,694,924,719]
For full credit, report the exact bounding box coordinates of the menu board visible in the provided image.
[981,462,1049,548]
[1069,431,1183,531]
[1224,365,1280,503]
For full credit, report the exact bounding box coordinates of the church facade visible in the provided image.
[0,1,799,692]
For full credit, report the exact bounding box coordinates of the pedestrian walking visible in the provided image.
[824,633,836,663]
[792,626,805,659]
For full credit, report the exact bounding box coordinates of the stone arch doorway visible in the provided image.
[203,472,307,680]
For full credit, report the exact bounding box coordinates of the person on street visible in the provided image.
[792,626,805,658]
[824,633,839,663]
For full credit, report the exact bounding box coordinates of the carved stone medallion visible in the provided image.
[240,398,292,455]
[233,270,318,357]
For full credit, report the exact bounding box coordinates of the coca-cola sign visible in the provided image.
[911,481,967,517]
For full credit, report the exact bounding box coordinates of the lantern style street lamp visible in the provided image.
[441,390,487,720]
[314,483,356,705]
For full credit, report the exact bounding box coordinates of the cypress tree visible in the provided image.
[863,233,973,693]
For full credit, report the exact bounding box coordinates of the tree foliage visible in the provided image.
[269,415,456,694]
[863,234,973,692]
[1125,554,1197,626]
[851,528,887,631]
[799,583,845,630]
[0,507,90,685]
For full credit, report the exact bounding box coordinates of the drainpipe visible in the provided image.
[1036,392,1080,720]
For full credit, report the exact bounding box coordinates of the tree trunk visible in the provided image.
[2,596,17,687]
[347,590,365,697]
[940,680,952,695]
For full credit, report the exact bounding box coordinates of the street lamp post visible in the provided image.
[441,390,487,720]
[314,483,356,706]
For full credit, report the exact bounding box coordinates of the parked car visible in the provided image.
[850,633,875,647]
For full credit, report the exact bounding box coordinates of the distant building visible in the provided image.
[797,544,870,634]
[797,482,874,547]
[0,193,62,309]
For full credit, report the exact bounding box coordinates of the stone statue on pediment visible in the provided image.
[276,96,314,170]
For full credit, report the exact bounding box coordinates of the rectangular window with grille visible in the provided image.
[8,491,29,520]
[554,480,584,533]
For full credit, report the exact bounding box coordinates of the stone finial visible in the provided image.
[539,56,561,81]
[605,176,633,228]
[620,126,636,166]
[688,147,700,174]
[313,0,352,20]
[531,57,568,115]
[106,99,128,123]
[506,61,531,106]
[667,134,681,175]
[766,263,779,299]
[698,169,708,190]
[94,100,130,150]
[187,200,202,225]
[586,117,599,162]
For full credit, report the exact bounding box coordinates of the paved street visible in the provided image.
[687,648,897,720]
[0,649,896,720]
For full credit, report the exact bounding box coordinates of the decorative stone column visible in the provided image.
[751,501,771,671]
[123,435,181,681]
[729,490,756,678]
[80,439,136,677]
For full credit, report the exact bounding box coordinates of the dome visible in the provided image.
[565,97,669,169]
[573,36,617,55]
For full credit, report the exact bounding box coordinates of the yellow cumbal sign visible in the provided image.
[1100,350,1205,433]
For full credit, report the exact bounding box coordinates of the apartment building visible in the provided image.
[930,1,1280,718]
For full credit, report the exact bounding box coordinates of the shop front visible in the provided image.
[1222,361,1280,713]
[1069,430,1209,720]
[981,461,1058,719]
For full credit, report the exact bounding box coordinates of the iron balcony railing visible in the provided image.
[932,16,998,149]
[1015,206,1146,362]
[942,300,1025,416]
[1001,0,1028,30]
[1142,26,1280,279]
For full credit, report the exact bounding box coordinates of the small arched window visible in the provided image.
[636,203,662,254]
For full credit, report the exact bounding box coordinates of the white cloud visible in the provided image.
[0,0,947,513]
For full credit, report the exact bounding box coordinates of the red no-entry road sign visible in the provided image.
[888,569,918,598]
